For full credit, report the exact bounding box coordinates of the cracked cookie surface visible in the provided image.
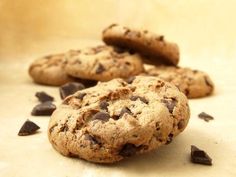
[48,76,190,163]
[29,53,76,86]
[144,65,214,98]
[65,45,144,81]
[102,24,179,66]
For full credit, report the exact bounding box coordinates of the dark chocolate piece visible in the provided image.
[191,145,212,165]
[119,143,137,157]
[198,112,214,122]
[99,101,109,111]
[18,120,40,136]
[119,107,132,118]
[96,63,105,74]
[84,134,101,145]
[31,101,56,116]
[91,112,110,122]
[59,82,85,99]
[76,93,87,100]
[161,98,177,114]
[130,95,149,104]
[126,76,136,84]
[35,91,54,102]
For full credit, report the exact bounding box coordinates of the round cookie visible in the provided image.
[29,53,76,86]
[48,76,190,163]
[102,24,179,66]
[144,65,214,98]
[65,45,144,81]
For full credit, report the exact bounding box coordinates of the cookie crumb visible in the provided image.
[18,120,40,136]
[198,112,214,122]
[191,145,212,165]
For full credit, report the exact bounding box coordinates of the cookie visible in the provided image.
[102,24,179,66]
[29,53,76,86]
[65,45,144,81]
[48,76,190,163]
[144,65,214,98]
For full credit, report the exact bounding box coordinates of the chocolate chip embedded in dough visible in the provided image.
[18,120,40,136]
[99,101,109,111]
[161,98,177,114]
[119,107,132,118]
[59,82,85,99]
[91,112,110,122]
[119,143,137,157]
[84,134,101,145]
[126,76,136,84]
[130,95,149,104]
[96,63,105,74]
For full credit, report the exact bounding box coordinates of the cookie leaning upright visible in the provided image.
[65,45,144,81]
[48,76,190,163]
[29,53,76,86]
[102,24,180,66]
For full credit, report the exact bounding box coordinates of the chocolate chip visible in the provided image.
[99,101,109,111]
[126,76,136,84]
[91,112,110,122]
[124,29,131,35]
[161,98,177,114]
[177,120,185,129]
[119,107,132,118]
[96,63,105,74]
[35,91,54,103]
[113,47,126,54]
[198,112,214,122]
[119,143,137,157]
[60,124,69,132]
[31,101,56,116]
[166,133,174,144]
[18,120,40,136]
[191,145,212,165]
[60,82,85,99]
[130,96,149,104]
[76,93,86,100]
[159,35,164,41]
[84,134,101,145]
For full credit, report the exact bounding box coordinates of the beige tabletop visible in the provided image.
[0,1,236,177]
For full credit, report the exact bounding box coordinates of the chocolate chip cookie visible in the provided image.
[144,65,214,98]
[102,24,179,66]
[29,53,76,86]
[48,76,190,163]
[65,45,144,81]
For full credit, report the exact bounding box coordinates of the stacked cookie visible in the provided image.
[28,24,214,163]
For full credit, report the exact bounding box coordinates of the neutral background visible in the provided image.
[0,0,236,177]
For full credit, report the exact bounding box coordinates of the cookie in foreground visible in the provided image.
[48,76,190,163]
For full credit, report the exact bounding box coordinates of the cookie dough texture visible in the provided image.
[144,65,214,98]
[102,24,179,66]
[48,76,190,163]
[65,45,144,81]
[29,53,75,86]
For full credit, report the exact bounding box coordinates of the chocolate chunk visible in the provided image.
[198,112,214,122]
[191,145,212,165]
[91,112,110,122]
[84,134,101,145]
[166,133,174,144]
[130,95,149,104]
[126,76,136,84]
[18,120,40,136]
[119,143,137,157]
[177,119,185,129]
[96,63,105,74]
[99,101,109,111]
[113,47,126,54]
[35,91,54,102]
[76,93,87,100]
[161,98,177,114]
[31,101,56,116]
[159,35,164,41]
[119,107,132,118]
[59,82,85,99]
